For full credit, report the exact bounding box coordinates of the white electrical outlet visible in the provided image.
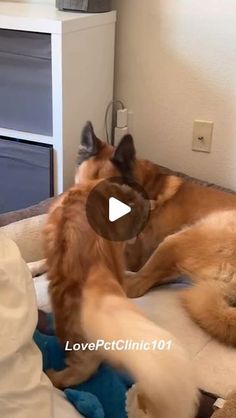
[192,120,214,153]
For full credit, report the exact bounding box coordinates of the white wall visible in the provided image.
[112,0,236,190]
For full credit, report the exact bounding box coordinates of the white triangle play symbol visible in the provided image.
[109,197,131,222]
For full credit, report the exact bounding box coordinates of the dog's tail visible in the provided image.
[181,279,236,346]
[81,269,198,418]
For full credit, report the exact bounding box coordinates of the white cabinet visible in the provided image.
[0,3,116,194]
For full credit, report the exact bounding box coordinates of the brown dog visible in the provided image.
[44,179,198,418]
[75,122,236,346]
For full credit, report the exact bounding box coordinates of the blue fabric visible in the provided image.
[34,314,133,418]
[166,276,192,289]
[65,390,105,418]
[34,279,191,417]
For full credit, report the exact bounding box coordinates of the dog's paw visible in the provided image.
[124,273,147,298]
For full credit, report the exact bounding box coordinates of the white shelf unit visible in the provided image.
[0,3,116,194]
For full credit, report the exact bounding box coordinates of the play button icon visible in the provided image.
[109,197,131,222]
[86,177,150,241]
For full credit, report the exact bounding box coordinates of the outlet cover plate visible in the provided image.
[192,120,214,153]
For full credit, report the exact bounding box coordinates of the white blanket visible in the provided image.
[0,234,82,418]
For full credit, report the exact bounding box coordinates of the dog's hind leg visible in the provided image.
[124,221,234,298]
[46,350,101,389]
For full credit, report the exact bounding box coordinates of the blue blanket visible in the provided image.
[34,316,133,418]
[34,279,191,416]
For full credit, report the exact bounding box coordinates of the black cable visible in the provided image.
[105,99,125,145]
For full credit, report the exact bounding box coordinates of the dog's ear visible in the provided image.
[111,134,136,178]
[77,121,101,165]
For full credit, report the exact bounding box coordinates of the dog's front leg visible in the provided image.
[124,234,180,298]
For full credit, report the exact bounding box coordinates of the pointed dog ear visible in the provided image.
[77,121,101,165]
[111,134,136,178]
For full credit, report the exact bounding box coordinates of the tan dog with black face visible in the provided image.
[44,179,198,418]
[75,122,236,347]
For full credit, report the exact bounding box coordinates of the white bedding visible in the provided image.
[34,273,236,400]
[0,234,82,418]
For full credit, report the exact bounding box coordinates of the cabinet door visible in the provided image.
[0,30,52,136]
[0,138,53,214]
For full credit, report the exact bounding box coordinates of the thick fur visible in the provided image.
[181,280,236,346]
[44,180,198,418]
[75,122,236,346]
[124,211,236,346]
